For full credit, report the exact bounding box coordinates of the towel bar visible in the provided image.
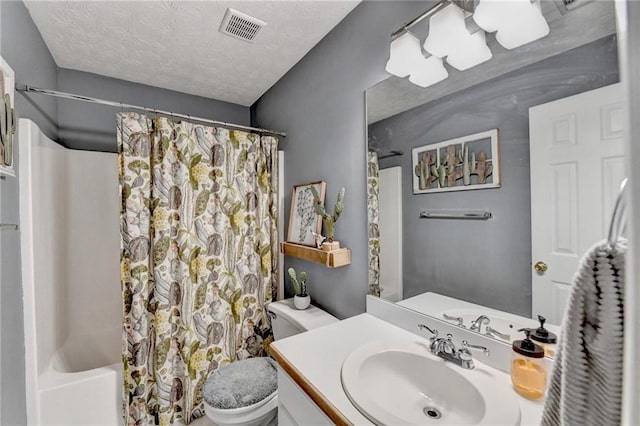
[419,210,492,220]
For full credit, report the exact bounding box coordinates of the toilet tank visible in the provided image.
[267,298,339,340]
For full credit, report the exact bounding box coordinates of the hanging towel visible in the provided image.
[541,239,626,426]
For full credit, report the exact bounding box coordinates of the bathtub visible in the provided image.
[37,329,123,426]
[19,119,123,425]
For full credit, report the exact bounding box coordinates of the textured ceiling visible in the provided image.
[24,0,361,106]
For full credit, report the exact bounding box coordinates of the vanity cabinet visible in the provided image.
[277,368,333,426]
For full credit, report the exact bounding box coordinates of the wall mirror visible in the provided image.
[366,0,624,350]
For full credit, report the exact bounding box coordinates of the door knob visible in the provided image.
[534,261,548,273]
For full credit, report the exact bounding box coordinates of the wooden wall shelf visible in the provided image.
[280,242,351,268]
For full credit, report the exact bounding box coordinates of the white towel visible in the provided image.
[541,239,626,426]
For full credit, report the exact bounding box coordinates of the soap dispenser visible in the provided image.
[511,328,547,399]
[530,315,558,357]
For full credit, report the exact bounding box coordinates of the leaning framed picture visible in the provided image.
[287,181,326,246]
[0,56,15,177]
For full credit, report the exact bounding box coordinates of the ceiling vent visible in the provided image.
[219,8,267,43]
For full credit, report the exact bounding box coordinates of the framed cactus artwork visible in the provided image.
[287,180,326,246]
[412,129,500,194]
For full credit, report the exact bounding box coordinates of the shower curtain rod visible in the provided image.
[16,85,287,138]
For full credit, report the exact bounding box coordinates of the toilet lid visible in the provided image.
[203,357,277,410]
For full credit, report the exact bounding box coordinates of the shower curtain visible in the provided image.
[367,152,381,297]
[118,112,278,425]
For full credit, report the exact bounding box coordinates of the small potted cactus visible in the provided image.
[310,186,345,251]
[288,267,310,310]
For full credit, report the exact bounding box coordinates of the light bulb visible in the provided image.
[473,0,550,50]
[409,56,449,88]
[385,32,424,78]
[423,3,492,71]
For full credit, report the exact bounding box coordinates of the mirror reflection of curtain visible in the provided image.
[367,152,381,296]
[118,113,278,424]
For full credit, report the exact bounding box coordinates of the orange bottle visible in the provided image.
[511,328,547,399]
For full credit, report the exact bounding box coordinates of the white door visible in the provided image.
[530,83,625,325]
[379,167,403,302]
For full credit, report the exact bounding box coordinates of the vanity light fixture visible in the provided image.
[385,30,449,89]
[408,55,449,88]
[386,0,550,88]
[473,0,550,50]
[385,32,424,78]
[423,3,492,71]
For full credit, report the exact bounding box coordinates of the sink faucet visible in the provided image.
[470,315,490,333]
[418,325,489,370]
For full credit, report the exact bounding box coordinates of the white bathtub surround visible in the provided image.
[271,313,545,425]
[19,119,122,425]
[118,113,279,424]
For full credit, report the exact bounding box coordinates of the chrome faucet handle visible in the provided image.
[442,313,465,327]
[418,324,439,353]
[485,326,510,341]
[456,347,476,369]
[461,340,490,356]
[418,324,439,340]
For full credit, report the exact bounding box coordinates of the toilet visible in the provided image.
[203,298,338,426]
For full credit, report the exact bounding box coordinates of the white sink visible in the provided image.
[341,341,521,425]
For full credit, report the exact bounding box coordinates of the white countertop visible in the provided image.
[271,313,545,425]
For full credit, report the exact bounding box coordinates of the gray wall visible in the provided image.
[253,1,434,319]
[1,1,58,141]
[57,68,250,152]
[368,36,619,316]
[0,1,59,424]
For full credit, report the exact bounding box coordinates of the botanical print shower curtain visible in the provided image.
[367,152,381,297]
[118,113,278,425]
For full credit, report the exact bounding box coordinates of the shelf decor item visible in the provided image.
[288,267,310,310]
[0,56,16,177]
[287,181,326,246]
[412,129,500,194]
[311,186,345,251]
